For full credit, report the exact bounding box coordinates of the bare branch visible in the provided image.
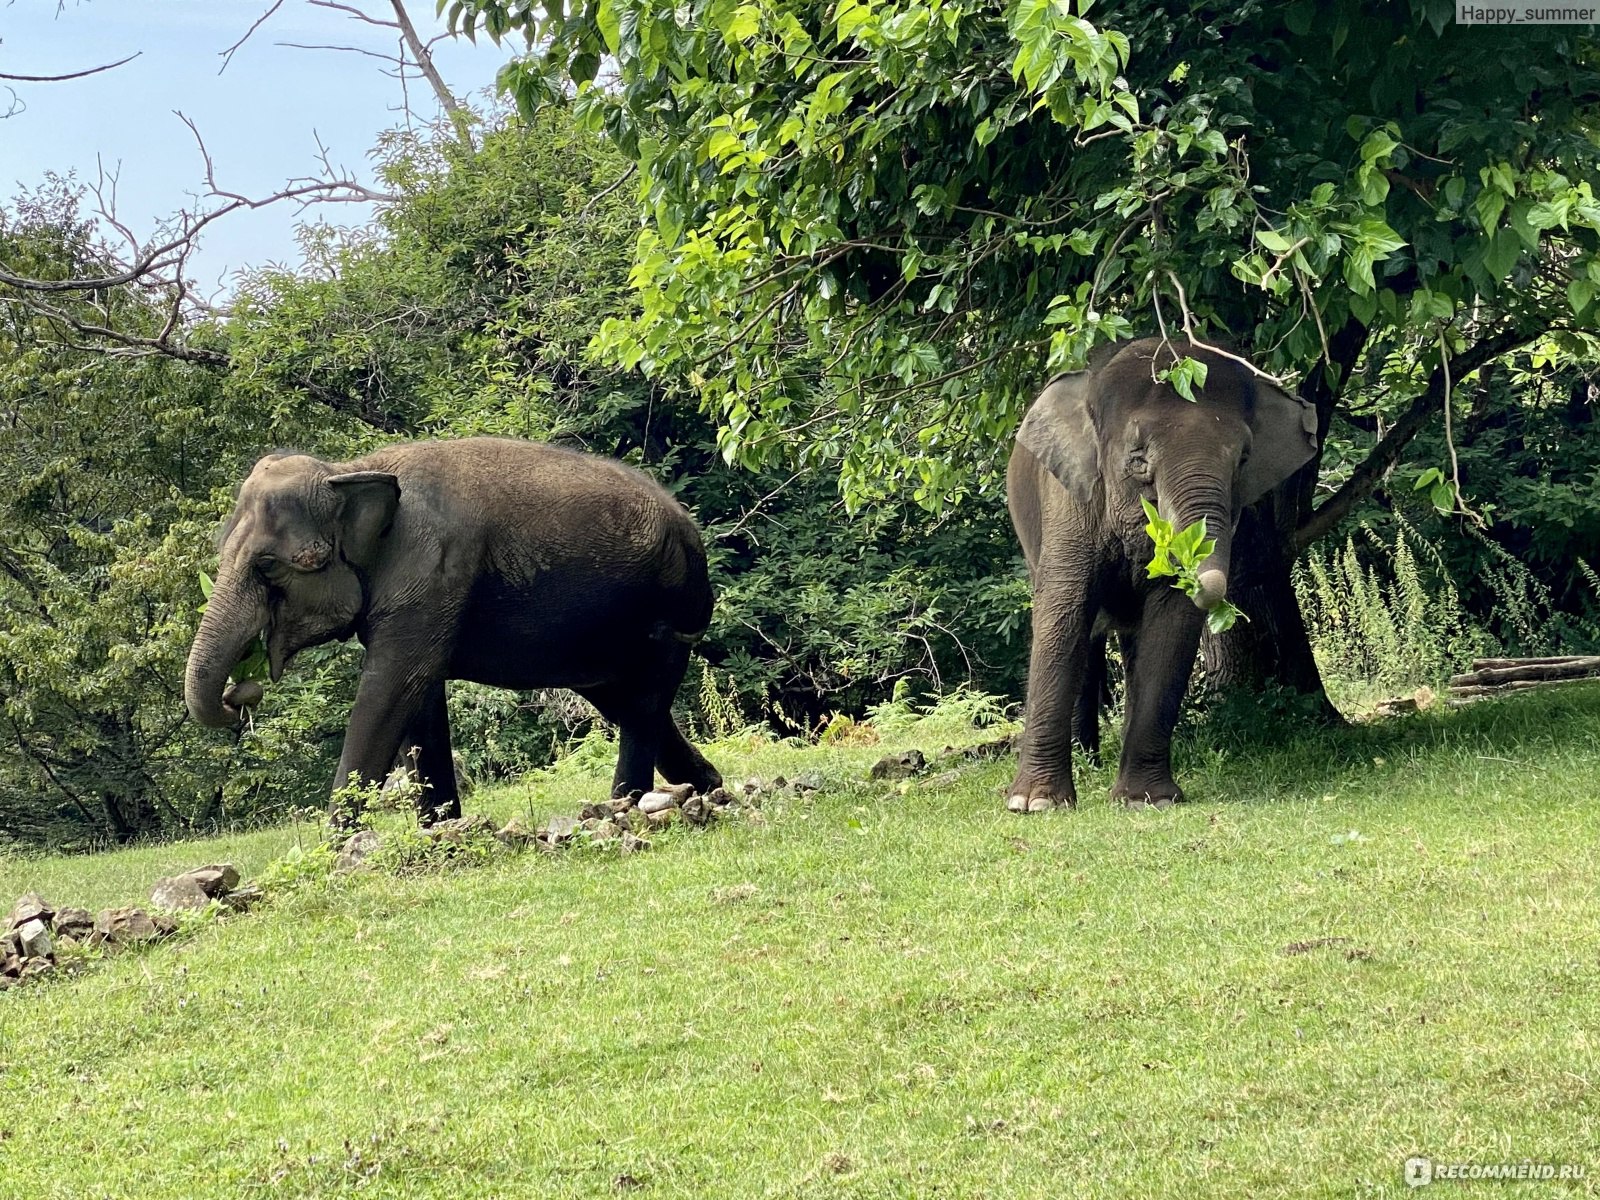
[385,0,474,149]
[308,0,401,28]
[275,41,406,65]
[0,53,142,83]
[218,0,287,74]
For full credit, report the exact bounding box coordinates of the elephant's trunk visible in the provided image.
[1164,477,1234,613]
[185,559,269,728]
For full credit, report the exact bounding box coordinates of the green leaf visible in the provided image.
[1483,226,1521,282]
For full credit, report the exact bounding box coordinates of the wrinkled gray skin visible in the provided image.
[185,438,722,824]
[1006,339,1318,812]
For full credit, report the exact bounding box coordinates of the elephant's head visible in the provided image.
[1017,339,1318,612]
[184,453,399,727]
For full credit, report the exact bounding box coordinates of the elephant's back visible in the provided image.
[374,437,712,629]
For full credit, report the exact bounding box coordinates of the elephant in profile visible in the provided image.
[1005,338,1318,812]
[185,437,722,823]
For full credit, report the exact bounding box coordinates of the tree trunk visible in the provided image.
[1198,495,1345,726]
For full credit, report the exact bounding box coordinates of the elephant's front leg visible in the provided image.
[1110,588,1204,809]
[329,658,444,828]
[1008,580,1094,813]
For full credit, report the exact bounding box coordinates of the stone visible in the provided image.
[645,808,677,830]
[221,883,265,913]
[923,770,963,789]
[52,907,93,938]
[638,791,680,816]
[740,777,763,795]
[182,863,241,898]
[580,817,602,832]
[93,906,162,944]
[541,815,581,845]
[5,893,53,932]
[150,874,212,912]
[869,749,927,780]
[579,802,613,822]
[704,787,734,808]
[381,759,422,803]
[16,919,52,960]
[620,833,651,855]
[607,796,635,815]
[495,817,537,846]
[658,782,696,802]
[588,820,621,842]
[425,814,494,844]
[2,949,20,977]
[791,772,824,792]
[17,957,53,982]
[771,775,788,789]
[335,829,382,873]
[680,796,714,828]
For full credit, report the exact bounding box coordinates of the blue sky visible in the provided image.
[0,0,512,293]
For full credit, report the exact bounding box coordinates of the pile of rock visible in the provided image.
[330,779,772,873]
[2,863,259,991]
[505,780,759,855]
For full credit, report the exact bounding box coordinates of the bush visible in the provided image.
[1294,517,1487,698]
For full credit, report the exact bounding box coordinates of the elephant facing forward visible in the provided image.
[185,438,722,824]
[1006,338,1318,812]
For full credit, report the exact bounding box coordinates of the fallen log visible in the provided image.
[1470,655,1589,671]
[1449,676,1600,698]
[1449,657,1600,689]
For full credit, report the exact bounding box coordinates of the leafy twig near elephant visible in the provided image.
[1006,338,1319,812]
[185,438,722,824]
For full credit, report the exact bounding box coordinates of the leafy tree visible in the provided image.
[0,187,357,845]
[450,0,1600,702]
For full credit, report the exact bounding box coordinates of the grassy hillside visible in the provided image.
[3,688,1599,1198]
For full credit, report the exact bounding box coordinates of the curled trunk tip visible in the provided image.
[1194,567,1228,611]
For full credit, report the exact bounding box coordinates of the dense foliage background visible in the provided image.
[2,2,1597,848]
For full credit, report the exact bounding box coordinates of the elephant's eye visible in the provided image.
[1127,452,1153,480]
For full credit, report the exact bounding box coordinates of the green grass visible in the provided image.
[3,689,1599,1198]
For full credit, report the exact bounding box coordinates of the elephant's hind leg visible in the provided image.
[650,641,721,792]
[402,681,460,824]
[656,717,722,794]
[1072,631,1109,767]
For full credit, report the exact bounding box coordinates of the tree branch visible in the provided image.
[1292,329,1532,551]
[0,53,141,83]
[386,0,475,149]
[218,1,287,73]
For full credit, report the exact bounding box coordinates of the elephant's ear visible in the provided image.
[1239,381,1319,506]
[327,471,400,567]
[1016,371,1099,505]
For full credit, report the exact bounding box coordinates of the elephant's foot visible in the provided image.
[1110,778,1184,811]
[1005,772,1076,814]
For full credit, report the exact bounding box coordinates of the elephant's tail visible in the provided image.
[655,512,715,643]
